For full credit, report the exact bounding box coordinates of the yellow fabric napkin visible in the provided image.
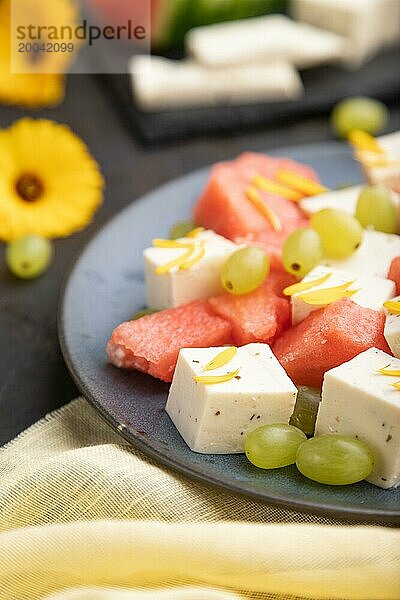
[0,398,399,600]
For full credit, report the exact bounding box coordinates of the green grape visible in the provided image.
[6,234,53,280]
[331,96,389,139]
[169,219,196,239]
[245,423,307,469]
[221,246,269,295]
[310,209,363,259]
[282,228,323,278]
[290,387,321,436]
[131,308,158,320]
[296,434,374,485]
[356,186,397,234]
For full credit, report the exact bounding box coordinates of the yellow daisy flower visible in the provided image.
[0,119,104,241]
[0,0,79,108]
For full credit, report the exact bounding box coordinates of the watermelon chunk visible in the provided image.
[107,300,232,382]
[209,279,291,346]
[193,152,316,269]
[273,298,392,388]
[263,270,298,297]
[388,257,400,295]
[193,152,316,241]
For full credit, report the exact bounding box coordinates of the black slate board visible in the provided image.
[98,46,400,144]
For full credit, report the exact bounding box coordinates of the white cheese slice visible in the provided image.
[130,55,303,112]
[291,265,395,325]
[316,348,400,488]
[384,295,400,358]
[291,0,400,67]
[166,344,298,454]
[322,229,400,278]
[186,14,347,69]
[144,230,238,310]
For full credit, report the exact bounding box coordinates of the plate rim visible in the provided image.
[58,141,400,524]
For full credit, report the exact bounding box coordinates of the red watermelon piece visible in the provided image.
[107,300,232,382]
[208,280,291,346]
[388,256,400,295]
[193,152,317,241]
[263,270,298,297]
[273,298,392,388]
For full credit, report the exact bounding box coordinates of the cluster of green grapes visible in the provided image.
[245,423,374,486]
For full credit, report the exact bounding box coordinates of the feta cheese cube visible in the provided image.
[300,185,363,217]
[291,0,400,67]
[300,186,400,230]
[144,230,238,310]
[315,348,400,488]
[291,265,395,325]
[166,344,298,454]
[384,295,400,358]
[363,131,400,192]
[322,230,400,278]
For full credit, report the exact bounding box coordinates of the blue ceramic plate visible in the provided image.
[59,142,400,524]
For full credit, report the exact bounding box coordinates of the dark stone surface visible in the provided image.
[0,73,399,445]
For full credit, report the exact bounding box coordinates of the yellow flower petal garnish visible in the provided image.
[276,170,329,196]
[194,368,241,384]
[246,186,282,232]
[253,174,303,202]
[383,301,400,315]
[179,244,206,270]
[186,227,205,238]
[0,118,104,241]
[155,245,194,274]
[378,367,400,377]
[348,130,385,154]
[283,272,332,296]
[204,346,237,371]
[153,239,192,248]
[392,381,400,391]
[298,281,357,305]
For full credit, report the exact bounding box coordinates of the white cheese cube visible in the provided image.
[379,131,400,156]
[384,295,400,358]
[144,230,238,310]
[315,348,400,488]
[322,229,400,278]
[166,344,298,454]
[300,185,363,217]
[291,0,400,67]
[363,131,400,192]
[300,186,400,231]
[291,265,395,325]
[186,15,347,69]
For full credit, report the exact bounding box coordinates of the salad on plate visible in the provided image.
[106,129,400,491]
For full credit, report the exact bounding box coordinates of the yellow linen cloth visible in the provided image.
[0,398,399,600]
